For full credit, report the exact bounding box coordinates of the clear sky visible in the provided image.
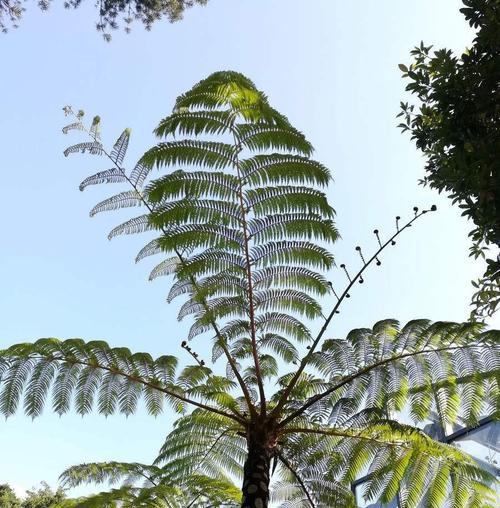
[0,0,497,499]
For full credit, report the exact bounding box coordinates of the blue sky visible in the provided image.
[0,0,497,498]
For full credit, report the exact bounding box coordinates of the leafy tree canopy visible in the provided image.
[398,0,500,320]
[0,0,208,38]
[0,483,79,508]
[0,484,21,508]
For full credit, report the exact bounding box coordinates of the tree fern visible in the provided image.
[1,75,499,507]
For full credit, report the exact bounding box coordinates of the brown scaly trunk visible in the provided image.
[240,423,276,508]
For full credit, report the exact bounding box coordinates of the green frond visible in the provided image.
[173,71,265,113]
[79,168,128,191]
[192,272,247,300]
[258,334,299,363]
[255,312,312,342]
[253,289,323,319]
[251,241,335,269]
[135,238,163,263]
[166,278,195,302]
[64,141,103,157]
[249,213,339,243]
[235,123,313,156]
[60,461,158,488]
[246,186,335,217]
[154,109,234,138]
[0,339,203,419]
[150,199,242,228]
[312,320,499,429]
[148,256,181,281]
[157,223,244,252]
[252,265,330,295]
[108,215,152,240]
[241,153,331,187]
[147,170,239,202]
[176,249,245,279]
[129,161,153,188]
[89,190,143,217]
[141,140,236,171]
[155,409,246,480]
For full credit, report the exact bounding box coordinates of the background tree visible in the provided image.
[398,0,500,320]
[1,72,499,507]
[23,483,68,508]
[0,0,208,37]
[0,482,80,508]
[0,484,22,508]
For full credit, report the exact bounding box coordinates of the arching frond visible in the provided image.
[141,140,236,170]
[282,423,497,508]
[79,168,128,191]
[155,409,246,480]
[282,320,499,428]
[0,339,240,422]
[89,191,143,217]
[240,154,331,187]
[60,458,242,508]
[64,141,103,157]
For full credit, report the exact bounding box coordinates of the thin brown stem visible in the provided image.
[272,209,435,419]
[231,129,266,416]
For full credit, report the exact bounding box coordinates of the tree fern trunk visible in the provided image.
[241,426,273,508]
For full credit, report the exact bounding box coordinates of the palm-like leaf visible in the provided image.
[59,459,241,508]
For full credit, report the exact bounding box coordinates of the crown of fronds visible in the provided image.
[1,320,498,506]
[1,73,496,507]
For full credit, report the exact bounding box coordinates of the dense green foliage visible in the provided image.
[2,72,499,507]
[0,0,208,37]
[0,483,78,508]
[399,0,500,320]
[0,484,21,508]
